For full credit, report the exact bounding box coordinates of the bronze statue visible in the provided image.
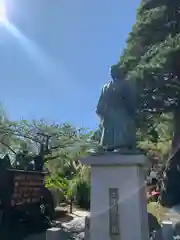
[96,65,137,151]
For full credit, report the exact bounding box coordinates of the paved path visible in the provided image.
[26,232,45,240]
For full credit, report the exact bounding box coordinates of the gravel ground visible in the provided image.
[25,210,89,240]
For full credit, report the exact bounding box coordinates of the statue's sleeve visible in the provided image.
[96,86,106,116]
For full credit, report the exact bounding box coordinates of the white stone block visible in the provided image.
[46,227,62,240]
[161,221,173,240]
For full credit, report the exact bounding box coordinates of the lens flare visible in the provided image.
[0,0,7,24]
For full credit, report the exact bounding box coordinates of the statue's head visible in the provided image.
[110,64,126,81]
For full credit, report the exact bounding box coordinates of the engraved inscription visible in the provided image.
[109,188,120,236]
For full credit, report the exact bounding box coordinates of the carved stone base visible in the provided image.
[80,152,150,240]
[89,146,145,157]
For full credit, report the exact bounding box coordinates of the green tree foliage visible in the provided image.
[0,104,16,153]
[21,120,95,209]
[117,0,180,152]
[0,113,95,209]
[44,124,94,209]
[138,113,172,162]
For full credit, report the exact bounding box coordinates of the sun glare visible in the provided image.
[0,0,7,24]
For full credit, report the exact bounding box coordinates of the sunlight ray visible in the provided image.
[0,0,7,24]
[4,22,71,94]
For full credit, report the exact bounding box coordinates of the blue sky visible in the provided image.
[0,0,140,130]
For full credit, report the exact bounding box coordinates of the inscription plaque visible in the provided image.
[109,188,120,236]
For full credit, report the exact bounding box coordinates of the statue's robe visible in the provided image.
[96,82,114,148]
[96,80,136,149]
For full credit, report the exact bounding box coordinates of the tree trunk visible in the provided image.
[69,201,73,214]
[172,106,180,154]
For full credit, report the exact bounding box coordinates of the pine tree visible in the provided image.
[118,0,180,151]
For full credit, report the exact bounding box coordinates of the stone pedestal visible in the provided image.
[80,152,149,240]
